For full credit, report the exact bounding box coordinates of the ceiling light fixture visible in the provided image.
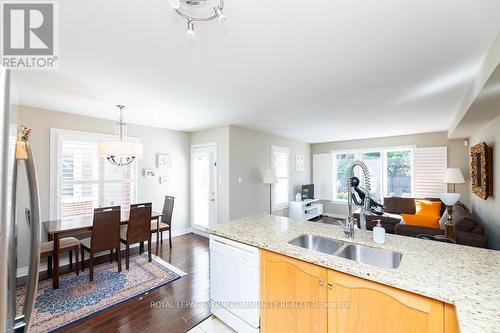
[169,0,227,38]
[97,105,143,167]
[187,19,196,38]
[214,5,227,24]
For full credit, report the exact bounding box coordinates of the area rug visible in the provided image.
[17,254,187,333]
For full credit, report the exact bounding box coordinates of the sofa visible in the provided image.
[354,197,486,248]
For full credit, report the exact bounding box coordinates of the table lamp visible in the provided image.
[440,193,461,240]
[263,169,278,214]
[444,168,465,193]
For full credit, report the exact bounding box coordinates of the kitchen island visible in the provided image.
[210,213,500,333]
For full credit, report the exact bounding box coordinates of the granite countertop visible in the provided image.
[210,214,500,333]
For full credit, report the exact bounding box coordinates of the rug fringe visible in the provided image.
[149,253,188,276]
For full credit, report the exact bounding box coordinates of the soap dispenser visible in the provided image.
[373,220,385,244]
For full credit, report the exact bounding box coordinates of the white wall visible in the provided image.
[13,105,191,271]
[190,125,312,223]
[311,131,470,216]
[449,31,500,138]
[190,126,230,224]
[228,126,312,219]
[469,115,500,250]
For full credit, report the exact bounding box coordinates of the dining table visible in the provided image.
[43,210,163,289]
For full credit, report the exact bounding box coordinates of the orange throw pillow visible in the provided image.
[415,199,442,217]
[402,200,442,228]
[401,213,440,228]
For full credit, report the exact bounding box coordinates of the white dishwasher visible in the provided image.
[210,235,260,333]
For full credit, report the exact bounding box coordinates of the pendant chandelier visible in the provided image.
[169,0,227,38]
[97,105,143,167]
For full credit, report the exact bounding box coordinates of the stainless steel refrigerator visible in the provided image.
[0,68,41,332]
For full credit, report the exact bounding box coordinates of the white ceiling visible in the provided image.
[11,0,500,143]
[450,62,500,139]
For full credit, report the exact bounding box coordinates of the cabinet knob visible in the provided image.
[328,282,333,289]
[319,279,324,286]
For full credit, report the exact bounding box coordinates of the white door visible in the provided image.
[191,143,217,231]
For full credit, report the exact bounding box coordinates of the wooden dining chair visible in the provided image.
[40,238,80,277]
[151,196,174,249]
[26,208,80,278]
[120,203,152,269]
[80,206,122,282]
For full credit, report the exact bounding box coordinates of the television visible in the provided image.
[301,184,314,200]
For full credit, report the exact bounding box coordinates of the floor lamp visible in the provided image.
[263,169,278,215]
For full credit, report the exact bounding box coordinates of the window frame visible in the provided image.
[331,145,415,205]
[271,145,290,212]
[49,128,141,220]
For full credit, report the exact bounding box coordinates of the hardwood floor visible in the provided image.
[58,233,210,333]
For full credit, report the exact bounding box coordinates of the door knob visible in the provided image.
[328,282,333,289]
[319,279,324,286]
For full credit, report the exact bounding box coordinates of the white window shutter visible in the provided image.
[414,147,447,198]
[313,153,332,200]
[59,139,100,218]
[102,161,138,208]
[271,146,289,210]
[54,130,139,219]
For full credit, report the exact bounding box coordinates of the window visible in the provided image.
[50,129,139,219]
[360,152,382,201]
[332,147,414,203]
[271,145,289,211]
[384,149,413,197]
[333,151,382,202]
[334,153,355,201]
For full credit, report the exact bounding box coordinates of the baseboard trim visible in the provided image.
[191,228,209,238]
[171,227,193,238]
[323,213,347,219]
[16,227,194,278]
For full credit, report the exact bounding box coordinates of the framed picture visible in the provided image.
[157,154,172,169]
[296,154,305,171]
[160,176,170,185]
[470,142,493,200]
[144,169,156,178]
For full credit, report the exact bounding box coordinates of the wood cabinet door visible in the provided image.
[327,270,444,333]
[444,303,460,333]
[260,250,328,333]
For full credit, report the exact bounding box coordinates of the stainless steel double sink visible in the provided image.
[288,234,402,269]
